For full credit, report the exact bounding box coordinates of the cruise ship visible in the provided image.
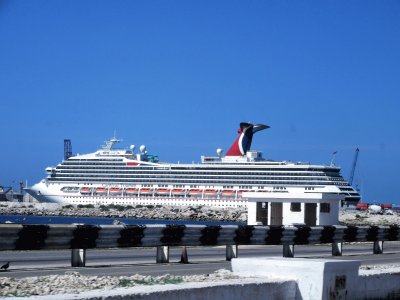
[26,123,360,207]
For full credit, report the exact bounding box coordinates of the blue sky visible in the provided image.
[1,1,399,204]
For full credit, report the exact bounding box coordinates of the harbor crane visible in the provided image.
[349,147,359,186]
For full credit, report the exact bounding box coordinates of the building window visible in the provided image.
[290,202,301,212]
[320,203,330,213]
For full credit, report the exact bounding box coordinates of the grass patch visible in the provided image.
[118,275,183,287]
[119,278,133,287]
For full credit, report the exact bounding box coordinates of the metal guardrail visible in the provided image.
[0,224,399,267]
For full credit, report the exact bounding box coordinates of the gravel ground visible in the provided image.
[0,269,239,297]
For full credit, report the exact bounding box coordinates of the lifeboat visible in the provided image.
[221,190,236,196]
[171,189,185,195]
[189,189,202,196]
[109,187,122,194]
[95,187,108,194]
[139,188,153,194]
[157,188,170,194]
[80,187,92,194]
[237,190,250,196]
[238,190,250,195]
[125,188,138,194]
[203,189,217,195]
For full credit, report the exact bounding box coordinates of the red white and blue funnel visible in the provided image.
[225,123,269,156]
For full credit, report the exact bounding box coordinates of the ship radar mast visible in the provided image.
[102,135,122,150]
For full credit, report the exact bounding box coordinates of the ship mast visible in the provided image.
[102,135,122,150]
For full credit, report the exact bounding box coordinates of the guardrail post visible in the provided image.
[373,241,384,254]
[332,242,343,256]
[71,249,86,267]
[180,246,189,264]
[156,246,169,263]
[226,245,238,261]
[283,244,294,258]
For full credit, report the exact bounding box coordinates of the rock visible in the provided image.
[0,202,247,223]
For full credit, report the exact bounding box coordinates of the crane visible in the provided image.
[349,147,359,186]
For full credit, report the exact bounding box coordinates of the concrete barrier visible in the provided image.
[358,270,400,299]
[232,257,400,300]
[2,278,297,300]
[232,257,360,299]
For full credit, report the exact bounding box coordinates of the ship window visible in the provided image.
[320,203,330,213]
[290,203,301,212]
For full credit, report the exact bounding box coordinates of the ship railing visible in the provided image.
[0,224,398,267]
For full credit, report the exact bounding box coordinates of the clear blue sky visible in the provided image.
[1,1,399,204]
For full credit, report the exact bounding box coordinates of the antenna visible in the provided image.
[330,151,337,166]
[102,134,122,150]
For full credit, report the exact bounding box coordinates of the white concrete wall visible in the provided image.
[317,201,340,225]
[232,257,400,300]
[247,201,258,225]
[282,202,304,225]
[232,257,360,300]
[357,271,400,299]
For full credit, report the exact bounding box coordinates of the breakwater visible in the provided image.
[1,202,400,225]
[0,202,247,224]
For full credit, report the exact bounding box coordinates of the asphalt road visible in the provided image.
[1,242,399,278]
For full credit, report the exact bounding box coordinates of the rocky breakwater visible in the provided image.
[0,202,247,223]
[2,202,400,225]
[339,209,400,226]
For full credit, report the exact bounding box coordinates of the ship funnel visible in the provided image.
[225,122,269,156]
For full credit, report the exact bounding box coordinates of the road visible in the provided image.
[0,242,399,278]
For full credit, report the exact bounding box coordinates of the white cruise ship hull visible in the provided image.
[26,181,248,207]
[26,123,361,208]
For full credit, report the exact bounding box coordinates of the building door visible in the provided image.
[256,202,269,225]
[304,203,317,226]
[270,202,283,225]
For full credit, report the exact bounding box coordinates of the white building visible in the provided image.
[244,186,343,226]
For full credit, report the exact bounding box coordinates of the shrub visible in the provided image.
[77,204,94,209]
[100,205,109,211]
[116,205,125,211]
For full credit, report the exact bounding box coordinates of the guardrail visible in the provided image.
[0,224,399,267]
